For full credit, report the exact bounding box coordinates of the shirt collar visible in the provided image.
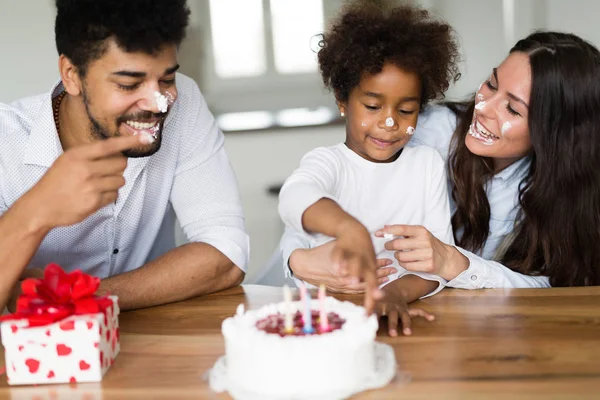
[23,81,66,168]
[493,155,531,186]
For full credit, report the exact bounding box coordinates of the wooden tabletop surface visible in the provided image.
[2,284,600,399]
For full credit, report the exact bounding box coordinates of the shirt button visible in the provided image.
[112,249,119,255]
[470,275,478,281]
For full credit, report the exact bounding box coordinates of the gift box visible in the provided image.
[0,264,120,385]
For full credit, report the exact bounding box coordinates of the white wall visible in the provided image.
[3,0,600,282]
[0,0,58,102]
[545,0,600,46]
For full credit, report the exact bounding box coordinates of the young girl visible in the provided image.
[278,2,460,335]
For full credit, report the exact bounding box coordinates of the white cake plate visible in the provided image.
[208,342,399,400]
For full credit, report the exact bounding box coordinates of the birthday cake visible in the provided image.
[209,292,397,400]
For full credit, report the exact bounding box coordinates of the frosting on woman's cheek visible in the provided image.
[501,121,512,136]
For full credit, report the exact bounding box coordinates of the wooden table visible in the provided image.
[1,285,600,399]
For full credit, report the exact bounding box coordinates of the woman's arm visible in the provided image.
[379,224,551,288]
[446,247,550,288]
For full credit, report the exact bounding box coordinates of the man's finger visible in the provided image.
[99,191,119,208]
[95,176,127,193]
[8,282,22,313]
[20,268,45,279]
[84,134,153,160]
[388,310,399,337]
[91,156,129,176]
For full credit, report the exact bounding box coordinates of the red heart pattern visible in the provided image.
[25,359,40,374]
[56,344,72,356]
[79,360,90,371]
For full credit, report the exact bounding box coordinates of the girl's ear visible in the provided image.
[335,90,347,117]
[336,99,347,118]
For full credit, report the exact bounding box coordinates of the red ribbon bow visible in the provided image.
[0,263,113,327]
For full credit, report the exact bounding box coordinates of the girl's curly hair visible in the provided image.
[318,1,461,109]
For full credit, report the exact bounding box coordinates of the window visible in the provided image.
[197,0,337,115]
[270,0,324,74]
[208,0,267,78]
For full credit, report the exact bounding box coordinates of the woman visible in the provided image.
[281,31,600,294]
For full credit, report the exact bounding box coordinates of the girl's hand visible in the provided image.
[375,225,468,280]
[332,223,384,313]
[375,291,435,336]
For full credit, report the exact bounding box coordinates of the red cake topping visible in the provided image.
[256,310,345,336]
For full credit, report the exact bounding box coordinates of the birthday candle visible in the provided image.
[318,284,329,332]
[298,281,307,303]
[283,285,294,333]
[303,289,314,334]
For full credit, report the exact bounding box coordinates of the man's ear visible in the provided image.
[58,55,82,96]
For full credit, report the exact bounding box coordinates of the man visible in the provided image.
[0,0,249,311]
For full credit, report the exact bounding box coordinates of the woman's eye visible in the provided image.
[485,80,497,91]
[506,103,521,117]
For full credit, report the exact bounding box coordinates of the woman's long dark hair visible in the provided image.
[448,31,600,286]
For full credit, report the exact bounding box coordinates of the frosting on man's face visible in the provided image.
[154,90,175,114]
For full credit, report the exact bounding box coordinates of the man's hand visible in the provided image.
[7,268,44,313]
[25,134,152,229]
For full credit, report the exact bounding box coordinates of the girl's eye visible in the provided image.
[161,79,176,86]
[364,105,379,111]
[398,109,416,115]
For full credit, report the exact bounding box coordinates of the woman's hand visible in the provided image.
[375,225,469,281]
[289,240,397,294]
[375,290,435,336]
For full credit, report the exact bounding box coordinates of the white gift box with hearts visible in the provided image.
[1,296,120,385]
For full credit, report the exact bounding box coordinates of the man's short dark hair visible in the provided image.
[55,0,190,76]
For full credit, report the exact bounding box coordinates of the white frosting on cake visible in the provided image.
[220,297,379,399]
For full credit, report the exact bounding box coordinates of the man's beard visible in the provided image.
[82,89,165,158]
